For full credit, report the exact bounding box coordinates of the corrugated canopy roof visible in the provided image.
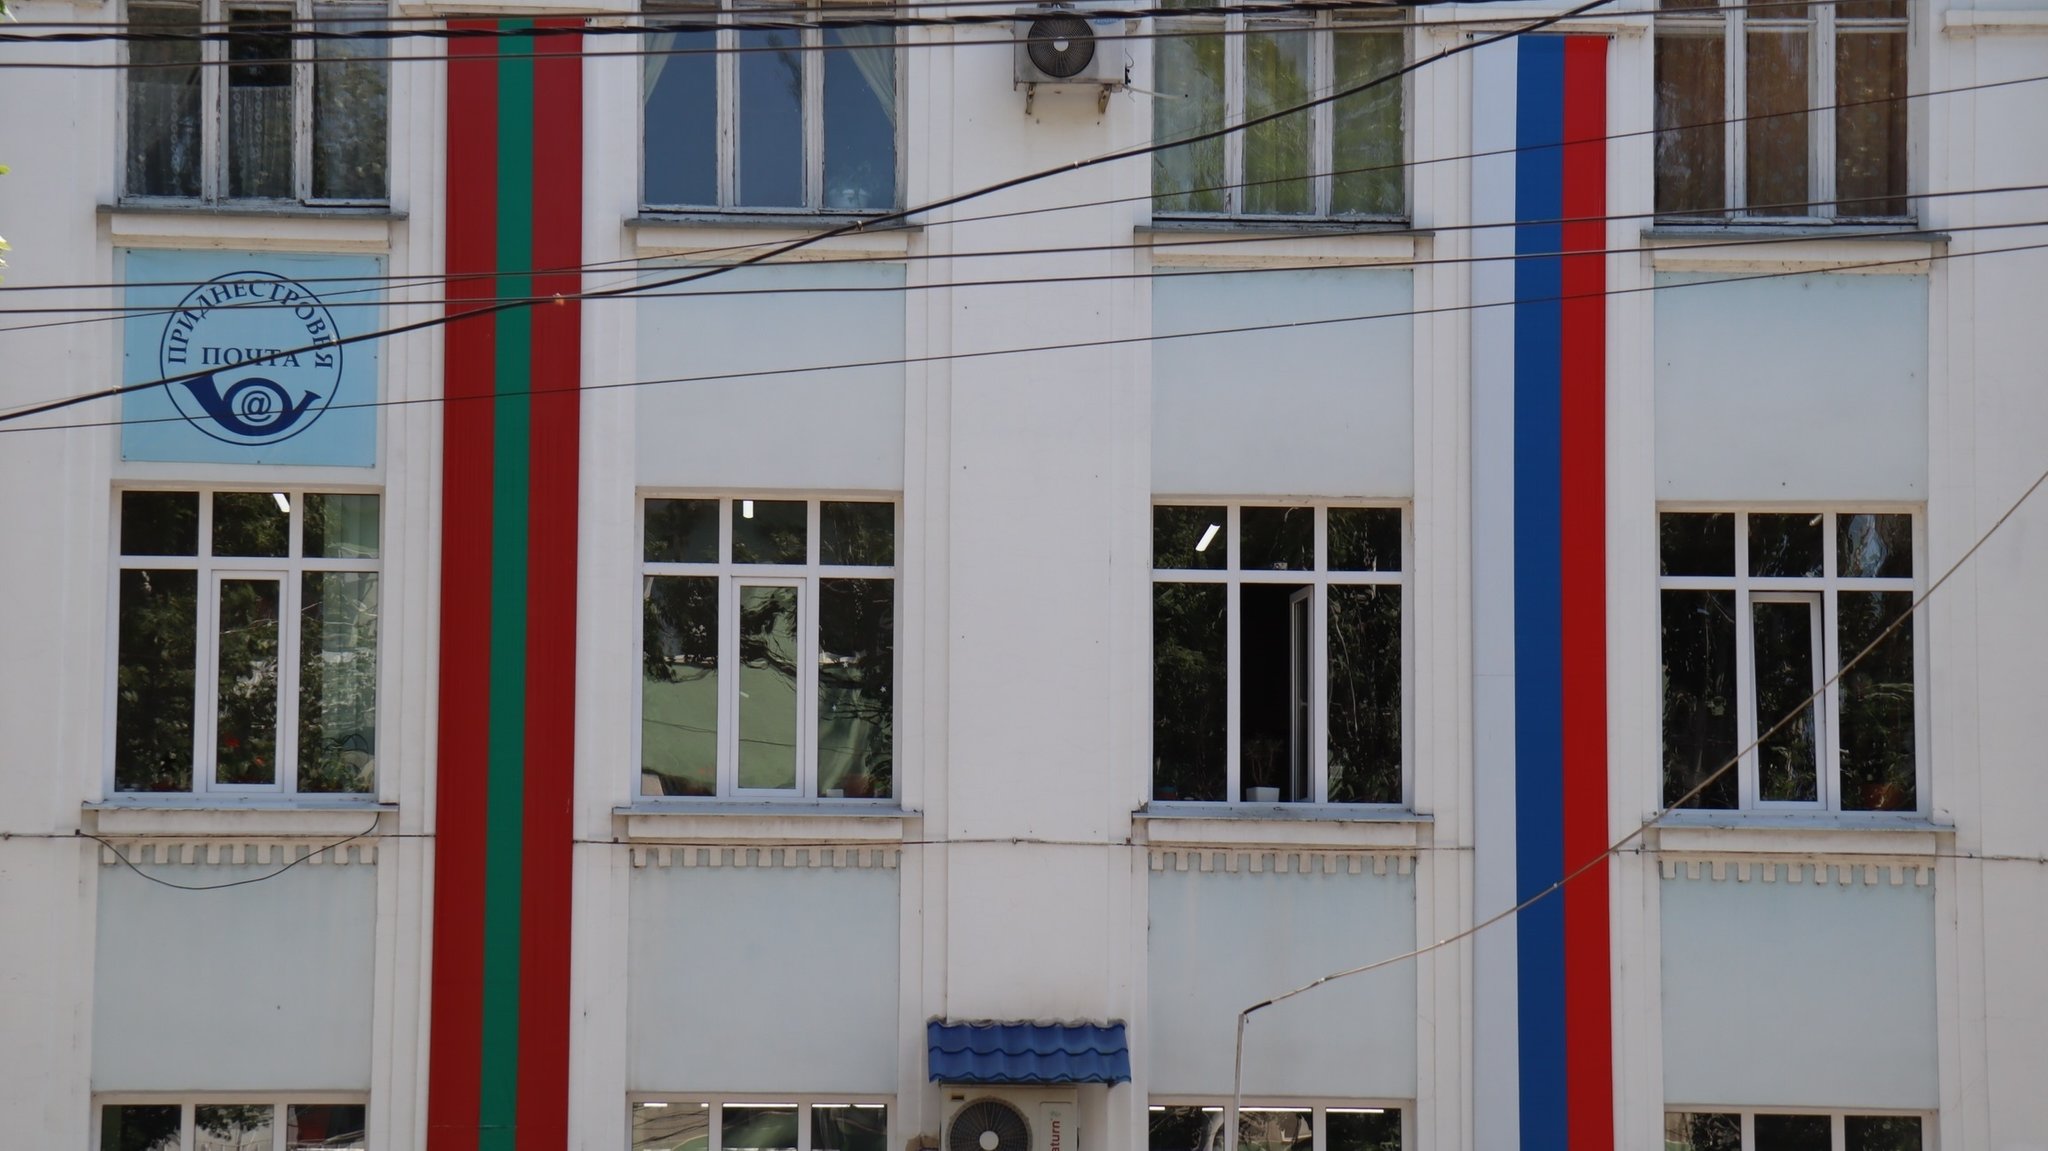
[926,1020,1132,1085]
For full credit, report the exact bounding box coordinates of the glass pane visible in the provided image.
[1326,1108,1401,1151]
[1837,0,1905,17]
[1329,585,1401,803]
[1750,512,1824,577]
[642,576,719,797]
[738,585,800,789]
[1329,507,1401,572]
[819,579,894,798]
[218,578,284,785]
[1331,30,1404,217]
[1839,513,1912,578]
[1240,506,1313,571]
[1840,591,1915,810]
[101,1104,182,1151]
[1661,512,1735,576]
[1152,24,1227,213]
[1154,505,1227,571]
[821,502,895,567]
[1745,28,1812,215]
[285,1103,366,1149]
[738,28,805,207]
[1662,590,1739,808]
[214,491,291,557]
[127,2,203,198]
[812,1105,888,1151]
[1154,583,1227,801]
[195,1104,274,1151]
[824,29,897,210]
[723,1104,799,1151]
[646,498,720,563]
[117,570,199,792]
[228,7,295,200]
[1753,598,1821,802]
[1238,1108,1313,1151]
[302,493,381,559]
[1836,29,1908,216]
[1845,1115,1923,1151]
[1243,28,1314,215]
[1149,1107,1226,1151]
[633,1102,713,1151]
[1663,1112,1742,1151]
[732,499,807,564]
[313,3,389,200]
[1656,26,1727,216]
[122,490,200,556]
[643,26,719,207]
[1755,1114,1831,1151]
[299,571,378,793]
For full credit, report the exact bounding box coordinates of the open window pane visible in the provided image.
[633,1102,713,1151]
[1242,583,1311,801]
[1154,583,1227,801]
[116,570,199,792]
[122,490,200,556]
[195,1103,275,1150]
[1242,27,1314,215]
[126,1,204,199]
[732,499,807,564]
[737,28,806,207]
[101,1104,182,1151]
[298,571,378,793]
[1836,28,1908,217]
[217,578,284,786]
[1328,585,1401,803]
[312,4,389,200]
[737,585,801,790]
[643,576,720,797]
[823,28,897,210]
[818,579,894,799]
[1845,1115,1922,1151]
[812,1105,888,1151]
[1755,1114,1831,1151]
[1662,590,1740,808]
[1325,1109,1400,1151]
[1153,26,1227,213]
[1330,30,1403,216]
[1744,28,1813,215]
[284,1103,366,1149]
[1753,598,1822,802]
[1237,1108,1313,1151]
[723,1105,799,1151]
[1663,1113,1741,1151]
[226,7,294,200]
[1839,591,1915,810]
[1654,26,1726,216]
[642,24,719,207]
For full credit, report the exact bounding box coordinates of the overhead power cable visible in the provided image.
[0,0,1617,425]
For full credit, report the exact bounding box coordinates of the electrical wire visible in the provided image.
[76,816,382,890]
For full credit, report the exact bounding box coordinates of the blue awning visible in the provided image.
[927,1020,1131,1085]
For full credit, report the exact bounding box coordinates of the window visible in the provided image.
[641,2,899,213]
[125,0,388,204]
[1152,504,1404,805]
[1152,8,1404,220]
[112,490,379,796]
[1654,0,1907,219]
[97,1098,366,1151]
[1665,1110,1928,1151]
[640,498,896,799]
[1659,511,1921,813]
[631,1099,889,1151]
[1149,1103,1403,1151]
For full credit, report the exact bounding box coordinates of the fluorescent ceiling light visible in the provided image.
[742,499,756,519]
[272,492,291,514]
[1195,523,1220,552]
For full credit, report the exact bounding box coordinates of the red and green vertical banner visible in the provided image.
[429,18,583,1151]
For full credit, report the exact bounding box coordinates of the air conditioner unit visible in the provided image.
[1014,7,1127,110]
[942,1088,1078,1151]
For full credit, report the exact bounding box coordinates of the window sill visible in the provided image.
[1643,224,1945,274]
[1141,219,1424,267]
[628,213,917,261]
[1652,811,1948,858]
[1136,804,1429,851]
[615,801,910,844]
[84,798,392,838]
[102,203,400,252]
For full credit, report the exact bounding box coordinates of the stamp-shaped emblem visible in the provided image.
[159,271,343,446]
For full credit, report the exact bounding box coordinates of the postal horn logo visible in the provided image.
[159,271,342,446]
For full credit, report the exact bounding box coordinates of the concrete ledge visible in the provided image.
[101,204,399,253]
[1652,814,1947,858]
[616,802,909,844]
[629,214,916,261]
[1136,806,1429,851]
[84,801,392,838]
[1141,222,1422,267]
[1643,226,1945,274]
[1943,8,2048,35]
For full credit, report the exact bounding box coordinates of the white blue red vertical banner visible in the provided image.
[1470,32,1612,1151]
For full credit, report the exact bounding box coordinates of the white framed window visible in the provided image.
[1658,510,1923,813]
[630,1097,890,1151]
[1664,1108,1930,1151]
[641,1,900,213]
[110,489,380,797]
[1151,10,1405,220]
[1148,1101,1405,1151]
[94,1095,367,1151]
[639,497,897,801]
[1151,503,1405,806]
[1653,0,1907,220]
[124,0,389,204]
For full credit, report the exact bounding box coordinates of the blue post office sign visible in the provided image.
[121,249,380,467]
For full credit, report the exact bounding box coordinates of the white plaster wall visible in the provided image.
[92,864,377,1091]
[626,865,899,1094]
[1148,868,1417,1099]
[1660,875,1938,1110]
[1152,268,1415,497]
[1653,271,1929,502]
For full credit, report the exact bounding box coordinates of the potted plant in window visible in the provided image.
[1243,738,1283,804]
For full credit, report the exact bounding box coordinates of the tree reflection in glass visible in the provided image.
[1838,591,1914,810]
[1753,598,1821,802]
[1662,589,1738,808]
[1328,585,1400,803]
[216,578,282,786]
[642,576,720,796]
[818,579,893,798]
[1154,583,1226,801]
[737,585,800,790]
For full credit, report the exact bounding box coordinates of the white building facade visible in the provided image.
[0,0,2044,1148]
